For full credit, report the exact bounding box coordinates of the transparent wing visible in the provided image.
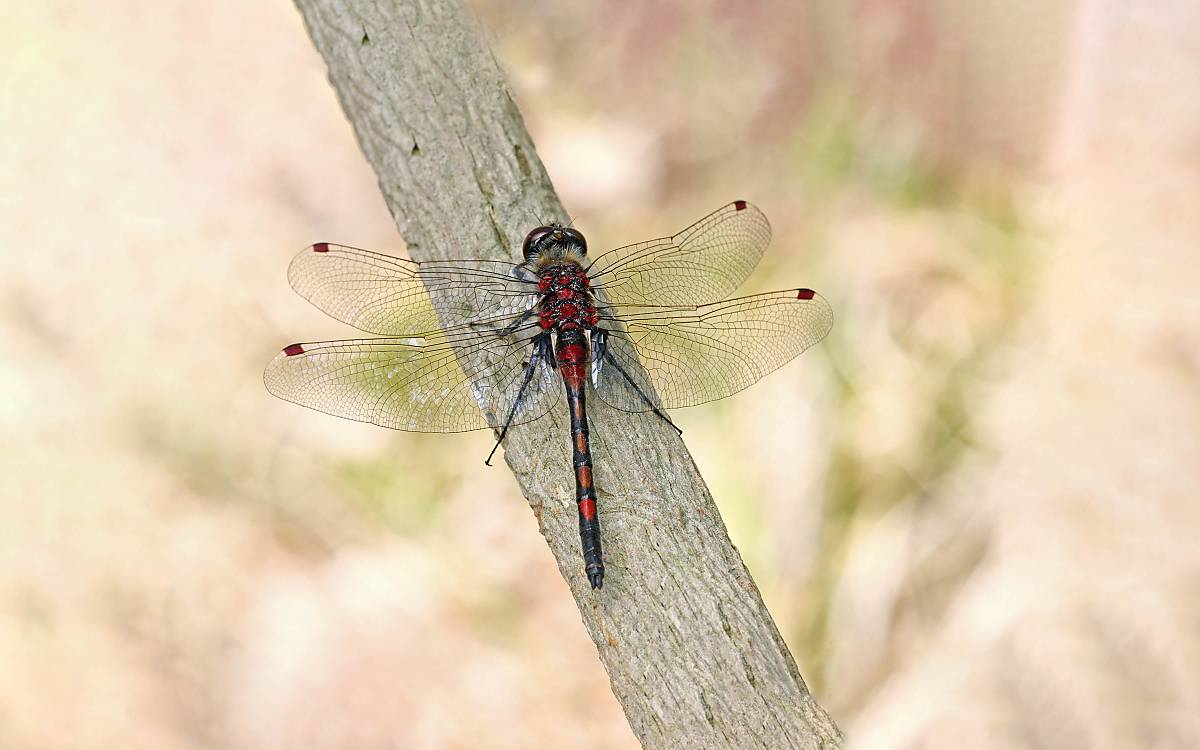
[591,289,832,412]
[585,201,772,306]
[287,243,539,336]
[264,320,557,433]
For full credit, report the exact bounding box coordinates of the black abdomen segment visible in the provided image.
[556,329,604,589]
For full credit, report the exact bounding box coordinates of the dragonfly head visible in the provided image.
[523,223,588,265]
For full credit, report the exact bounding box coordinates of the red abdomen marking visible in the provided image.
[578,497,596,521]
[558,343,586,364]
[561,365,586,384]
[558,342,588,385]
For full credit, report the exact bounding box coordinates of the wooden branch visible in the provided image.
[291,1,843,747]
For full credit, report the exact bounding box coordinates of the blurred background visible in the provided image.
[3,1,1199,747]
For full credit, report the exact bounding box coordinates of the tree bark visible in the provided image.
[291,1,843,747]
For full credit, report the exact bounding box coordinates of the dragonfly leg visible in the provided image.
[485,332,553,465]
[470,305,539,338]
[591,329,682,436]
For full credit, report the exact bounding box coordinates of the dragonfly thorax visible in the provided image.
[538,263,598,331]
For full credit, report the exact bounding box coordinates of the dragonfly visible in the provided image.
[265,200,833,589]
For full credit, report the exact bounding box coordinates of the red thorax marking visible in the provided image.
[538,264,597,332]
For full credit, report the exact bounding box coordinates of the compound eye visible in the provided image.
[562,227,588,255]
[522,226,554,258]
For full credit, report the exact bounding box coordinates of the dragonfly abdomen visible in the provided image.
[556,328,604,589]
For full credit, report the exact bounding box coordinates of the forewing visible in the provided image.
[585,201,772,306]
[288,243,539,335]
[591,289,832,412]
[264,323,556,433]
